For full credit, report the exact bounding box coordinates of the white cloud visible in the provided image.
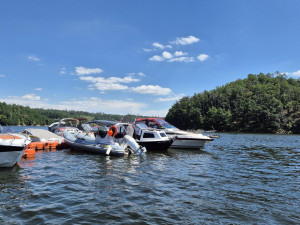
[153,42,165,49]
[149,55,164,62]
[174,51,187,57]
[80,76,139,84]
[79,75,140,92]
[162,51,173,59]
[60,67,66,75]
[0,74,6,78]
[285,70,300,77]
[197,54,209,61]
[34,88,42,91]
[168,57,194,62]
[155,93,185,102]
[91,82,129,91]
[143,48,153,52]
[20,93,40,101]
[28,55,41,62]
[139,108,169,117]
[150,51,194,63]
[137,72,146,77]
[75,66,103,75]
[131,85,172,95]
[152,42,172,49]
[171,35,200,45]
[61,98,148,115]
[127,72,146,77]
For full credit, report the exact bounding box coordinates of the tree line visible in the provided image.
[166,73,300,134]
[0,102,140,126]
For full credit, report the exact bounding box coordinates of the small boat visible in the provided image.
[134,118,213,149]
[52,118,82,136]
[133,123,173,151]
[0,132,31,167]
[64,120,146,156]
[48,121,59,132]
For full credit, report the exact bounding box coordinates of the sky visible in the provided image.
[1,0,300,117]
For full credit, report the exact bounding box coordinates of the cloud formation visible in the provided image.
[153,42,172,49]
[155,93,185,102]
[0,74,6,78]
[171,35,200,45]
[60,67,66,75]
[168,57,194,62]
[131,85,172,95]
[149,55,164,62]
[79,75,140,92]
[28,55,41,62]
[75,66,103,75]
[75,67,173,97]
[146,36,209,63]
[285,70,300,77]
[22,93,41,101]
[197,54,209,61]
[149,51,194,62]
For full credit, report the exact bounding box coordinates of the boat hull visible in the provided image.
[170,138,213,149]
[0,149,25,167]
[0,133,30,167]
[64,139,125,156]
[137,140,173,151]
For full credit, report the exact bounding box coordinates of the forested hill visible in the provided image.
[166,73,300,134]
[0,103,139,126]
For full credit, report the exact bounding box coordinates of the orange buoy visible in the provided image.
[108,125,118,136]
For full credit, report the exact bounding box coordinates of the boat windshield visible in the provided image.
[0,125,14,133]
[155,119,177,129]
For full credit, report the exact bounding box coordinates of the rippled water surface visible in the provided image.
[1,127,300,224]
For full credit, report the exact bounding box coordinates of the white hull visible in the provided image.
[171,138,211,149]
[0,150,25,167]
[0,133,31,167]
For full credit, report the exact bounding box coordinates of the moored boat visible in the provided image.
[133,123,173,151]
[64,120,146,156]
[0,133,31,167]
[134,118,213,149]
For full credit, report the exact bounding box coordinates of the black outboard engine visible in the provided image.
[94,127,108,138]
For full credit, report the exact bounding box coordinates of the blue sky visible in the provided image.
[1,0,300,116]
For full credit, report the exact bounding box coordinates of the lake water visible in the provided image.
[1,127,299,224]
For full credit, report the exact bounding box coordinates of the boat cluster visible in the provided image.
[0,118,215,167]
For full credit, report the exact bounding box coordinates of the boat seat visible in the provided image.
[82,124,92,133]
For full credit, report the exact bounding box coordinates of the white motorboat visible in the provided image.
[135,118,213,149]
[52,118,88,136]
[64,120,146,156]
[48,121,59,133]
[0,132,31,167]
[133,123,173,151]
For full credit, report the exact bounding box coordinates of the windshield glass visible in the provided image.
[155,119,177,129]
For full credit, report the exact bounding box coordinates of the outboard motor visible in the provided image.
[121,135,147,155]
[95,127,108,138]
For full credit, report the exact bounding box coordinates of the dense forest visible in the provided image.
[166,73,300,134]
[0,102,140,126]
